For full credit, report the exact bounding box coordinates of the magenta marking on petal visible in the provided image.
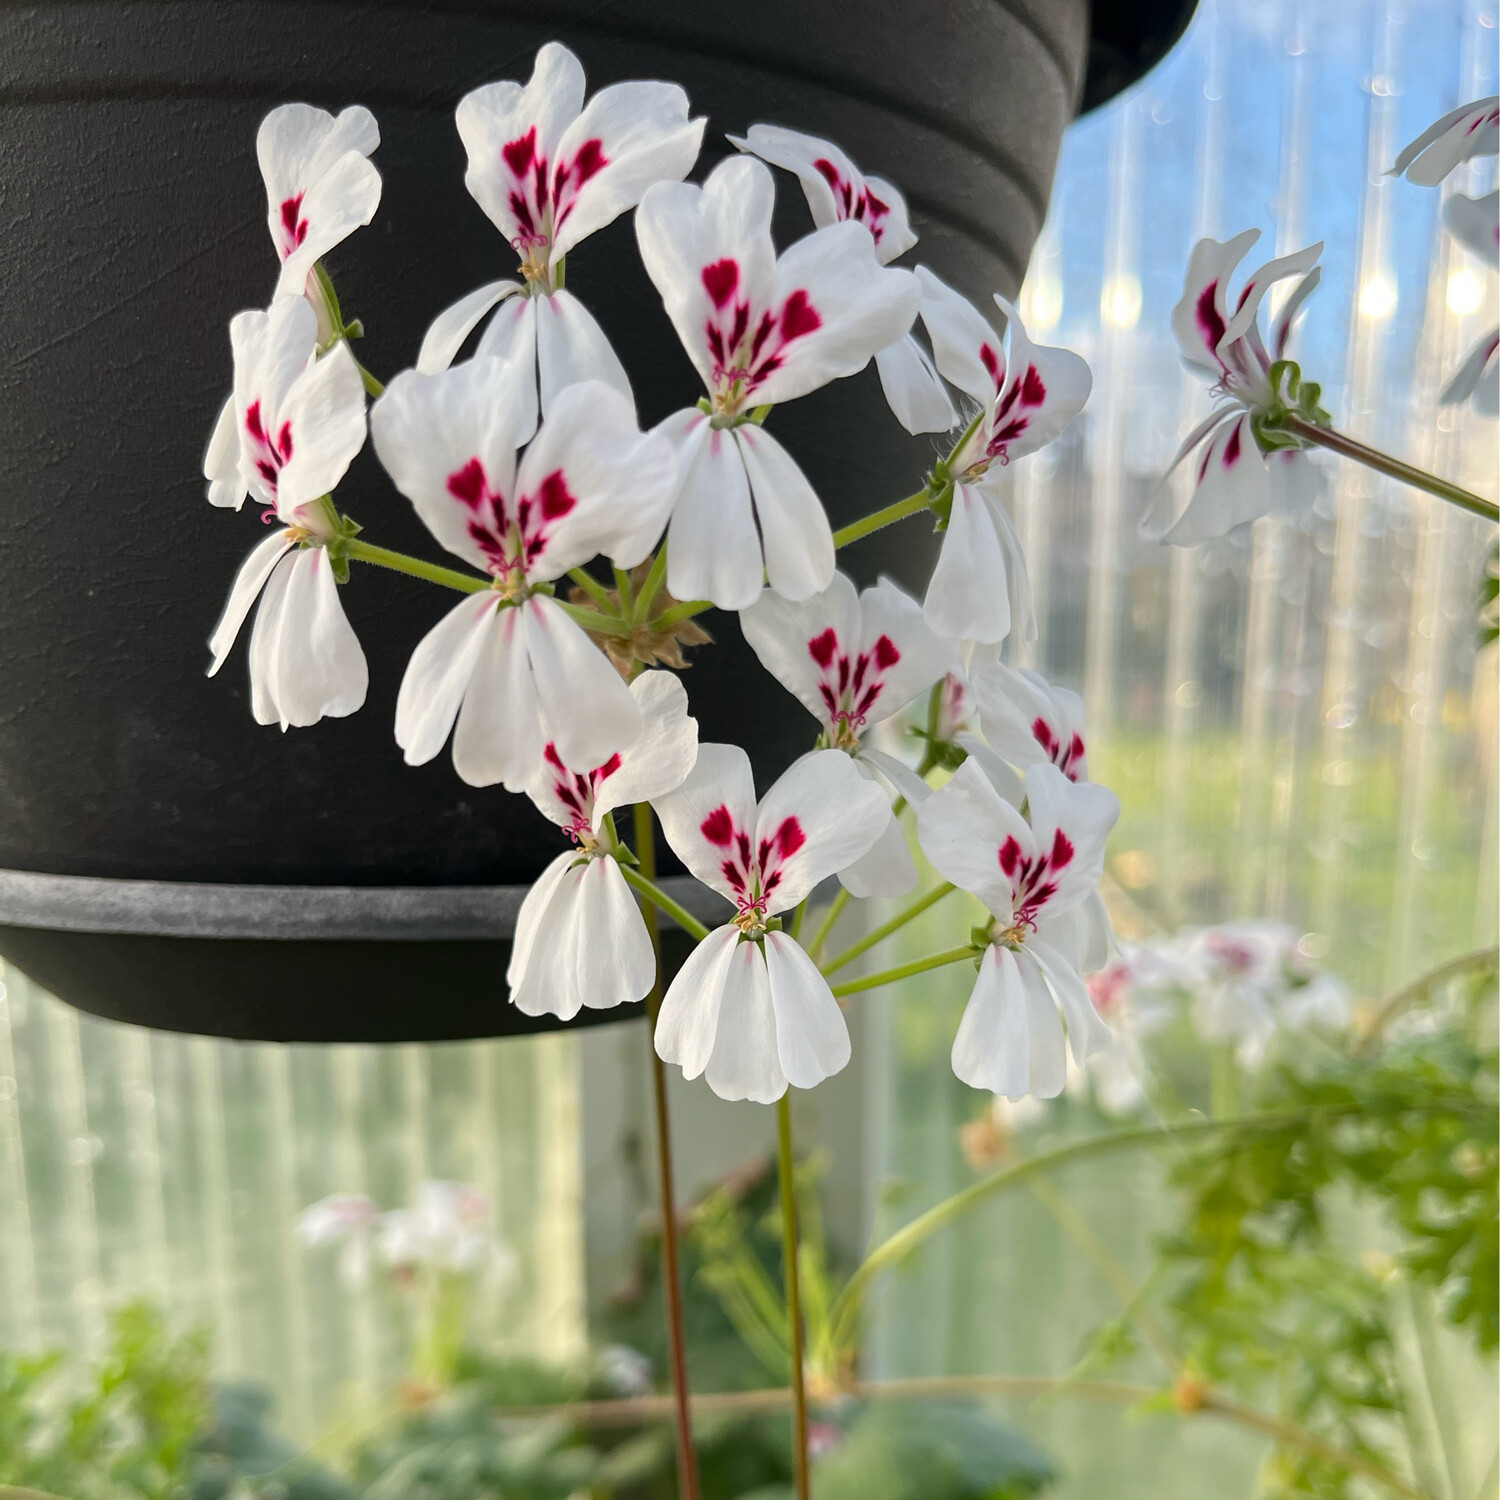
[979,342,1003,390]
[998,835,1021,877]
[701,805,734,846]
[447,457,487,507]
[502,128,537,178]
[780,289,821,342]
[701,259,739,309]
[807,627,838,669]
[1195,282,1226,353]
[535,470,576,522]
[1020,365,1046,406]
[773,816,805,860]
[872,634,900,670]
[1223,423,1243,467]
[1050,828,1074,869]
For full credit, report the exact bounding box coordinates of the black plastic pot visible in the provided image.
[0,1,1193,1041]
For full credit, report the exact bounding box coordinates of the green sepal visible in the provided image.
[969,922,994,951]
[695,396,714,416]
[329,553,351,585]
[928,479,955,532]
[764,916,784,934]
[1252,358,1332,454]
[612,843,641,869]
[743,404,772,427]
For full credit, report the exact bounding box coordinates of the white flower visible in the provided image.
[417,42,704,413]
[1389,96,1499,185]
[1439,191,1499,415]
[378,1180,515,1283]
[296,1193,379,1286]
[507,671,699,1020]
[635,155,920,610]
[1157,230,1324,544]
[257,102,383,302]
[917,758,1119,1098]
[651,746,889,1102]
[371,356,675,787]
[740,572,957,896]
[205,298,370,729]
[915,267,1091,644]
[972,661,1088,782]
[730,124,955,434]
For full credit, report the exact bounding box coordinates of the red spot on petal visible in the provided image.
[998,836,1022,877]
[502,128,537,179]
[701,806,734,846]
[1223,423,1243,467]
[807,627,838,669]
[774,816,805,860]
[872,634,900,670]
[447,457,487,507]
[1020,365,1047,406]
[536,470,576,521]
[1032,716,1056,754]
[701,258,739,309]
[1050,828,1074,869]
[594,752,621,781]
[980,343,1004,389]
[780,289,821,342]
[570,137,607,186]
[1195,282,1226,352]
[813,158,844,196]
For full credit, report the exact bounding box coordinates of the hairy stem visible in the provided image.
[632,802,702,1500]
[828,945,975,998]
[831,484,937,549]
[776,1096,811,1500]
[1283,414,1498,523]
[821,883,958,977]
[806,887,851,962]
[618,864,712,942]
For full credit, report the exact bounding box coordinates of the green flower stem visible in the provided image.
[831,485,937,549]
[1356,945,1499,1054]
[612,564,635,615]
[823,1105,1380,1360]
[631,546,670,626]
[1282,414,1498,523]
[618,864,712,942]
[343,540,633,637]
[827,944,975,998]
[806,887,851,963]
[631,802,703,1500]
[776,1095,811,1500]
[821,882,957,977]
[568,566,615,609]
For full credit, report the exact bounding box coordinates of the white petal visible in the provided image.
[1269,266,1322,359]
[1390,97,1500,184]
[275,341,368,519]
[451,602,542,789]
[986,296,1093,463]
[1169,230,1260,376]
[510,860,592,1020]
[953,733,1025,806]
[591,671,699,829]
[1441,330,1499,408]
[860,746,934,808]
[735,427,834,603]
[652,742,758,903]
[973,662,1087,777]
[838,804,916,898]
[534,289,633,413]
[923,482,1011,644]
[1163,414,1271,545]
[247,550,296,726]
[754,749,889,913]
[1020,762,1119,918]
[704,939,786,1103]
[506,849,577,993]
[762,930,851,1089]
[875,334,958,434]
[664,413,764,611]
[915,265,1006,403]
[207,531,294,675]
[738,571,862,733]
[856,575,960,722]
[951,946,1063,1099]
[371,356,536,574]
[753,222,919,408]
[1030,937,1112,1066]
[549,80,704,259]
[258,103,378,209]
[515,380,675,578]
[654,923,740,1078]
[1443,190,1499,262]
[277,151,383,300]
[523,595,641,774]
[416,281,524,375]
[1218,243,1323,353]
[394,593,500,767]
[915,757,1029,919]
[204,394,249,510]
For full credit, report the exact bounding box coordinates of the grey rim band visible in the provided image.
[0,867,728,942]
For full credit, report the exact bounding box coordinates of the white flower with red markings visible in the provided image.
[972,662,1088,784]
[635,155,920,610]
[915,267,1091,644]
[297,1193,380,1286]
[417,43,704,414]
[507,671,698,1020]
[1156,229,1326,544]
[917,758,1118,1098]
[1390,95,1499,186]
[1439,191,1499,415]
[372,356,675,788]
[651,746,888,1102]
[257,102,382,304]
[377,1180,515,1282]
[740,572,957,896]
[205,297,370,729]
[730,124,956,435]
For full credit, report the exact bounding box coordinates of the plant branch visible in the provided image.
[1356,946,1499,1054]
[631,547,669,626]
[831,484,937,549]
[632,802,702,1500]
[776,1096,811,1500]
[828,945,975,998]
[1282,414,1498,523]
[821,883,957,976]
[806,888,851,963]
[618,865,712,942]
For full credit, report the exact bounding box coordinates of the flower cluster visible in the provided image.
[200,42,1123,1106]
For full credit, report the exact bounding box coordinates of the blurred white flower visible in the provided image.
[594,1342,654,1397]
[295,1193,379,1286]
[378,1180,517,1285]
